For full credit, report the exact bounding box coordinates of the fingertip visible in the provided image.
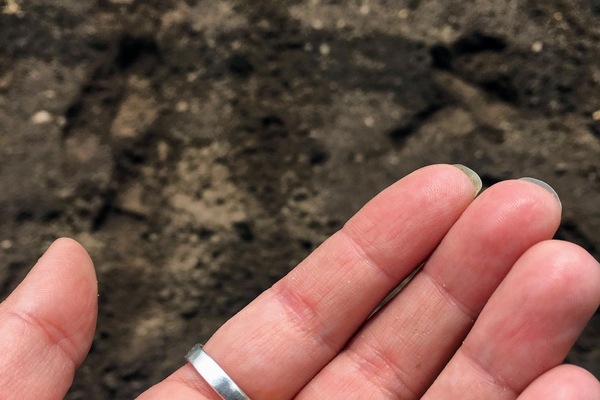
[0,238,99,398]
[512,178,562,219]
[398,163,480,189]
[518,365,600,400]
[452,164,483,196]
[43,237,96,279]
[7,237,98,364]
[522,240,600,306]
[451,179,562,254]
[424,163,483,198]
[484,179,562,232]
[519,177,561,210]
[558,365,600,391]
[344,163,479,273]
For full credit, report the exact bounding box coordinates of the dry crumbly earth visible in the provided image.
[0,1,599,398]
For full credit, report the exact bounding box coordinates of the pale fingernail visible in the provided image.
[453,164,482,196]
[519,177,562,209]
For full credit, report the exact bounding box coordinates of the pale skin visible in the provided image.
[1,165,599,399]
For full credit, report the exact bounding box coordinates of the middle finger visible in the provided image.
[297,179,561,399]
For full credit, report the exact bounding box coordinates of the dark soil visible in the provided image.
[1,1,599,398]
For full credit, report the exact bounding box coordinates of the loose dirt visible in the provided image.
[1,1,599,398]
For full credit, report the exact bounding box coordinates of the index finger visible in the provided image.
[139,164,480,400]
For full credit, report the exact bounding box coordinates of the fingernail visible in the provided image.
[453,164,482,196]
[519,177,562,208]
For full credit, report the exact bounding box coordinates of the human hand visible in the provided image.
[1,165,598,399]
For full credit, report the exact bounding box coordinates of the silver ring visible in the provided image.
[185,343,251,400]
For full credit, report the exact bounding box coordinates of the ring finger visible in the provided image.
[138,164,479,399]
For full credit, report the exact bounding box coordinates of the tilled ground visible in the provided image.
[0,1,599,398]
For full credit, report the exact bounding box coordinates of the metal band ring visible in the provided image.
[185,343,251,400]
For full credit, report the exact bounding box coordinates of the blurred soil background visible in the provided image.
[1,0,599,398]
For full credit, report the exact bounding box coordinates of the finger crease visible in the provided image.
[7,310,77,372]
[421,269,477,321]
[459,346,520,397]
[272,281,338,357]
[347,344,420,399]
[339,228,399,286]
